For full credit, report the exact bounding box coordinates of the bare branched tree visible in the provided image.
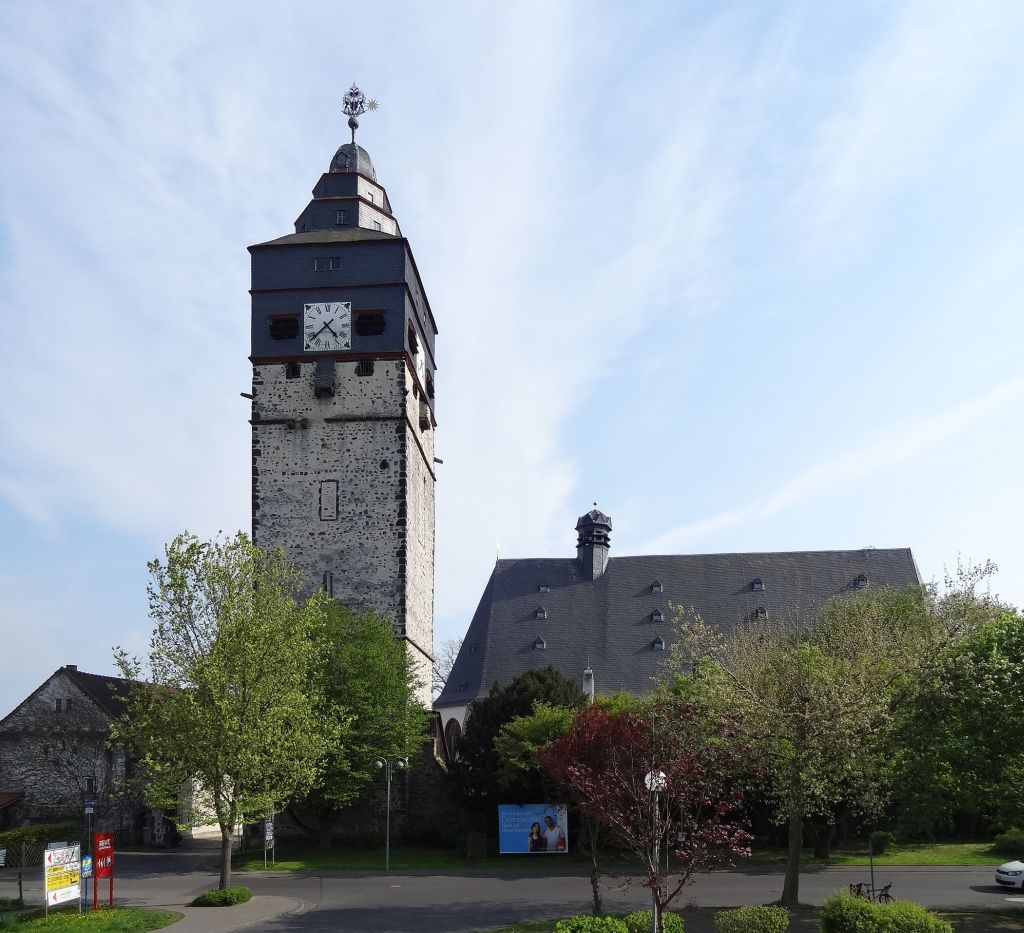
[432,636,463,699]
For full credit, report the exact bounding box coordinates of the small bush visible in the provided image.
[190,886,253,907]
[713,904,789,933]
[820,891,952,932]
[870,831,897,856]
[0,823,78,850]
[554,917,629,933]
[624,910,684,933]
[993,828,1024,856]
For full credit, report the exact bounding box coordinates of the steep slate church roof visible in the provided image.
[434,509,921,711]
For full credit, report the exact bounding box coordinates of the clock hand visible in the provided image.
[322,320,338,338]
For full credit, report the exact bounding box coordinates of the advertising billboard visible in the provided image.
[498,804,568,854]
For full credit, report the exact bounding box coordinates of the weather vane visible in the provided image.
[342,83,378,145]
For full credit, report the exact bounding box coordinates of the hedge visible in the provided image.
[190,887,252,907]
[624,910,685,933]
[713,905,789,933]
[820,892,952,933]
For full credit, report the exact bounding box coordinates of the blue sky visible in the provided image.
[1,1,1022,716]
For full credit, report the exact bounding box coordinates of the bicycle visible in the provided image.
[874,882,894,903]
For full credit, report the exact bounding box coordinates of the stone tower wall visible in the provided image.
[252,356,434,704]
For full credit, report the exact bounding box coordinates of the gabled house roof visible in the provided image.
[436,542,921,709]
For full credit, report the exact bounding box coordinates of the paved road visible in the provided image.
[3,848,1023,933]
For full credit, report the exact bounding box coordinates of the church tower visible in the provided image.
[248,87,436,703]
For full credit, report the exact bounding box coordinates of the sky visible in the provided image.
[1,0,1022,717]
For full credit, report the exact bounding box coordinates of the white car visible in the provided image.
[995,860,1024,889]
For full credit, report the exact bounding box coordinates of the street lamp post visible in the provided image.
[644,770,667,933]
[373,756,407,873]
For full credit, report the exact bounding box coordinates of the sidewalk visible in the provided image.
[157,896,301,933]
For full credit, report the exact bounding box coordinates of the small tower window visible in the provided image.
[323,572,334,597]
[269,316,299,340]
[538,583,549,593]
[313,257,341,272]
[426,373,435,398]
[373,220,382,231]
[408,323,419,354]
[356,311,386,336]
[54,698,63,712]
[855,573,869,588]
[335,209,347,225]
[755,606,768,620]
[535,607,547,621]
[752,578,764,592]
[285,362,301,379]
[533,636,547,651]
[651,581,663,594]
[652,609,664,623]
[458,682,468,692]
[652,635,665,651]
[355,360,374,377]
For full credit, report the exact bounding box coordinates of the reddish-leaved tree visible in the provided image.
[537,698,751,931]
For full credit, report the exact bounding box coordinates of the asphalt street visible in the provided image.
[3,847,1023,933]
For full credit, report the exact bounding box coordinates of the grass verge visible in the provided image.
[0,907,181,932]
[748,841,1005,867]
[237,840,1007,872]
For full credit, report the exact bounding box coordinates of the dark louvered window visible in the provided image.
[355,360,374,377]
[269,316,299,340]
[356,312,385,336]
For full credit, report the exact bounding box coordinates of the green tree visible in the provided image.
[671,585,941,906]
[291,603,429,845]
[893,612,1024,835]
[493,701,575,796]
[454,667,586,805]
[113,532,336,889]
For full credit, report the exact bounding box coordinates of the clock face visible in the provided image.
[303,302,352,352]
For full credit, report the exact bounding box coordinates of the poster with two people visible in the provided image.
[498,804,568,854]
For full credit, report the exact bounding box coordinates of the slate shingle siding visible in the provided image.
[435,548,921,710]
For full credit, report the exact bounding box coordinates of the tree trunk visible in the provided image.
[810,817,837,859]
[781,804,802,907]
[586,820,603,915]
[219,826,233,889]
[318,823,333,850]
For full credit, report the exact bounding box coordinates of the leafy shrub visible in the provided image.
[870,831,897,856]
[993,828,1024,856]
[624,910,685,933]
[713,904,789,933]
[554,917,629,933]
[820,892,952,932]
[0,823,78,850]
[190,886,253,907]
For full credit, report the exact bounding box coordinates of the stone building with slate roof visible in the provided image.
[0,665,144,830]
[434,508,921,748]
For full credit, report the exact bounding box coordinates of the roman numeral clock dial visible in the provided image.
[303,301,352,351]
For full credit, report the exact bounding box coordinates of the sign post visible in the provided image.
[43,843,81,916]
[93,832,115,909]
[81,854,93,911]
[263,814,274,869]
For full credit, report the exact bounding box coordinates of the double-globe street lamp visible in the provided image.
[645,770,668,933]
[374,756,407,873]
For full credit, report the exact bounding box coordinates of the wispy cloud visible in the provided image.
[639,373,1024,554]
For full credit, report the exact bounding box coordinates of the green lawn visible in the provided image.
[235,840,1009,873]
[235,844,603,872]
[0,908,181,932]
[748,841,1006,867]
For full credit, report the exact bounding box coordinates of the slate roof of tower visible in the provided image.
[434,547,921,708]
[253,228,397,248]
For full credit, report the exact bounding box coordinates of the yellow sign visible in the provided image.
[46,866,80,891]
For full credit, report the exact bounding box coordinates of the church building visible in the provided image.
[434,508,921,743]
[248,87,436,703]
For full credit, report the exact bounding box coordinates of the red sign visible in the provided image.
[93,833,114,879]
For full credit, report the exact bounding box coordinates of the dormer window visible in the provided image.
[855,573,869,588]
[652,635,665,651]
[535,607,547,621]
[651,581,663,594]
[533,636,547,651]
[538,583,549,593]
[755,606,768,620]
[652,609,664,623]
[752,578,765,592]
